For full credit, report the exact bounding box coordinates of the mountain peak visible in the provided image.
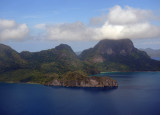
[80,38,160,71]
[94,38,134,55]
[80,38,135,62]
[0,43,13,51]
[55,44,72,51]
[0,43,25,72]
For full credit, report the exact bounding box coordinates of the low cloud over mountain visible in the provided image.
[35,5,160,41]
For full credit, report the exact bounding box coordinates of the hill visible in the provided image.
[20,44,82,74]
[140,48,160,58]
[0,44,26,73]
[80,39,160,71]
[0,39,160,86]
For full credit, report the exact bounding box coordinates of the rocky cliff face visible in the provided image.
[80,39,160,71]
[94,39,134,55]
[80,39,137,61]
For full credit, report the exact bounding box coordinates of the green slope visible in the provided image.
[0,39,160,84]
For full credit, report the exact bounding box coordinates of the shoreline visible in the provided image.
[100,71,160,74]
[0,81,118,88]
[1,71,159,88]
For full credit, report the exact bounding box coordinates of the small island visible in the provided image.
[46,71,118,87]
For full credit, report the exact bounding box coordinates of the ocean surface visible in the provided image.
[0,72,160,115]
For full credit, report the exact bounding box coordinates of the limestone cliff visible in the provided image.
[80,39,160,71]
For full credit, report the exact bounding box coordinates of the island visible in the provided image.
[46,71,118,87]
[1,38,160,87]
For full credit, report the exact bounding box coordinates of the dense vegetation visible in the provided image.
[80,39,160,71]
[47,71,118,87]
[0,39,160,85]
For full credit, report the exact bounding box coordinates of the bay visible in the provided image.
[0,72,160,115]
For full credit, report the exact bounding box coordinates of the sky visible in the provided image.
[0,0,160,52]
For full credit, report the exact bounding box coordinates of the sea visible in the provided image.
[0,72,160,115]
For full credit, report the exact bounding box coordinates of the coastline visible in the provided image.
[0,81,118,88]
[1,71,160,88]
[100,71,160,74]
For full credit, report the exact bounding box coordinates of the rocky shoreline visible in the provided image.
[47,76,118,88]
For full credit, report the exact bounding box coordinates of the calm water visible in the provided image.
[0,72,160,115]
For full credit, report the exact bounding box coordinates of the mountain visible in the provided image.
[20,44,82,74]
[0,44,26,72]
[0,43,118,87]
[0,39,160,86]
[80,39,160,71]
[140,48,160,58]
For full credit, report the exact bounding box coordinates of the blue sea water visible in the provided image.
[0,72,160,115]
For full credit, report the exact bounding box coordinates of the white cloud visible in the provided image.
[0,19,15,28]
[42,22,97,41]
[34,24,46,29]
[96,5,160,39]
[98,21,160,39]
[107,5,153,25]
[35,5,160,41]
[0,19,29,41]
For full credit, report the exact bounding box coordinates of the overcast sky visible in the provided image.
[0,0,160,52]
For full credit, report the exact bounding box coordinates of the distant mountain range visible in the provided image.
[0,39,160,86]
[140,48,160,58]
